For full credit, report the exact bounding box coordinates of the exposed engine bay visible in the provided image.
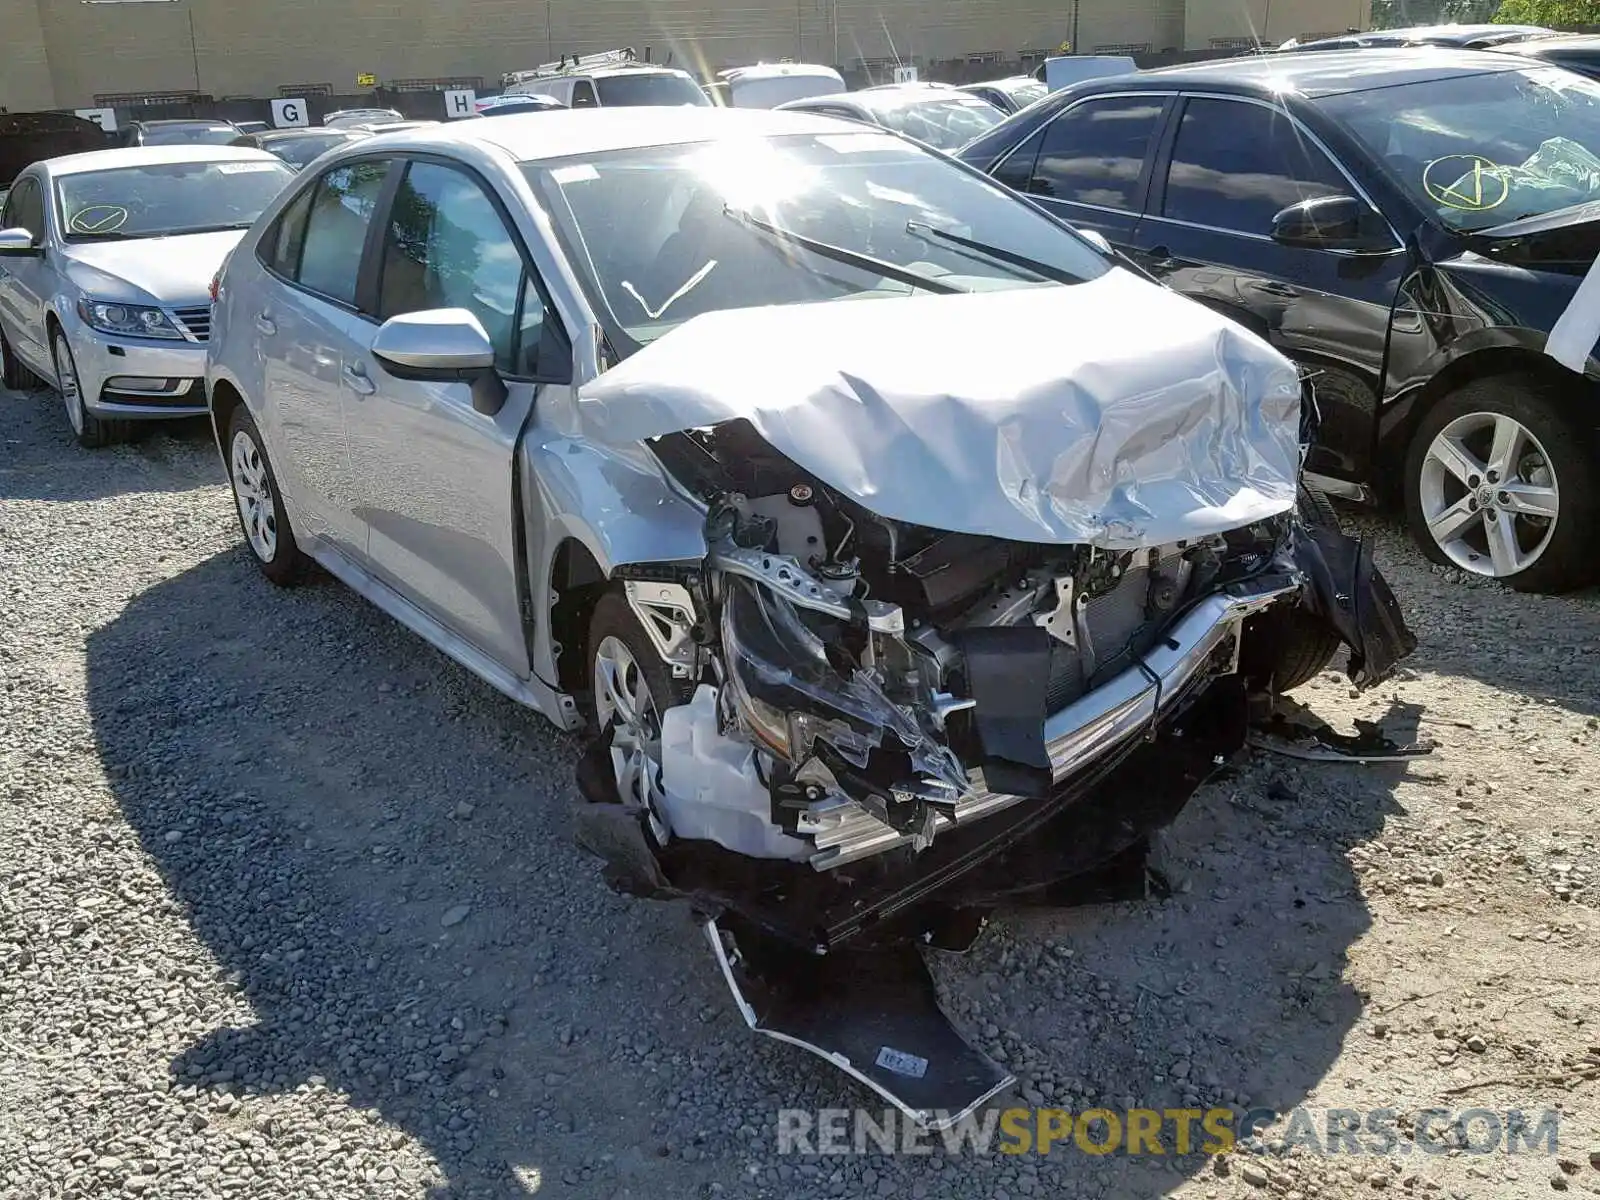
[599,419,1380,873]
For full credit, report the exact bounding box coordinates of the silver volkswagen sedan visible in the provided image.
[204,108,1413,1119]
[0,145,293,445]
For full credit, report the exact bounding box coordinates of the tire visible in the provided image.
[586,590,695,844]
[53,330,129,448]
[2,326,37,391]
[1241,484,1346,694]
[1403,375,1597,593]
[226,405,306,586]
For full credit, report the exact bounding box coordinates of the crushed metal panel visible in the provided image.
[578,270,1302,549]
[704,918,1014,1129]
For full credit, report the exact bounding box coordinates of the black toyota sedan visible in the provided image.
[960,50,1600,592]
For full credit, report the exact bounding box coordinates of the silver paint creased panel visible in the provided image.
[577,268,1303,549]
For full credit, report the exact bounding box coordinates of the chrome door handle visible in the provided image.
[342,364,376,396]
[254,312,276,335]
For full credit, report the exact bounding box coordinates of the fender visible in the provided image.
[518,431,708,684]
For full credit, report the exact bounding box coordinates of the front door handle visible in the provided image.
[342,363,376,396]
[254,312,276,336]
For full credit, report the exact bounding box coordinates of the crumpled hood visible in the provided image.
[62,230,243,306]
[578,268,1303,548]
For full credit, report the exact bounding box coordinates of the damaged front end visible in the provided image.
[567,282,1417,1125]
[573,420,1415,1122]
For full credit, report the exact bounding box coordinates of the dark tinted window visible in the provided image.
[139,123,240,146]
[377,161,524,373]
[298,160,390,305]
[990,125,1047,191]
[1161,98,1347,233]
[3,177,43,235]
[268,133,353,170]
[1029,96,1165,210]
[570,81,598,108]
[594,72,709,107]
[259,184,315,277]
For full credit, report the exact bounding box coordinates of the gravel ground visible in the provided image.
[2,382,1599,1200]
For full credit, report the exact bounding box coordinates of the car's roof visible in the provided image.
[1125,47,1528,98]
[1295,23,1547,48]
[720,62,841,81]
[41,144,285,177]
[137,118,239,129]
[255,128,359,140]
[1493,33,1600,55]
[352,106,856,161]
[787,85,972,112]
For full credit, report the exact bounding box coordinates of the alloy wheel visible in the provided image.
[1418,411,1559,578]
[230,429,279,563]
[592,634,670,843]
[55,337,84,436]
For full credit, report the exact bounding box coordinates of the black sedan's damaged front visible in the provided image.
[569,279,1418,1127]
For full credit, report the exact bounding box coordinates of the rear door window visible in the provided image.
[1028,96,1166,210]
[296,160,391,305]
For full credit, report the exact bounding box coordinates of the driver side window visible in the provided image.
[4,178,44,238]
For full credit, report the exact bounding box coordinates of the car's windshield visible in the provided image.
[865,95,1005,150]
[523,130,1109,350]
[1319,66,1600,231]
[595,72,710,107]
[140,124,239,146]
[56,159,293,241]
[265,133,354,169]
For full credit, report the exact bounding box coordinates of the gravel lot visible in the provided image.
[2,383,1599,1200]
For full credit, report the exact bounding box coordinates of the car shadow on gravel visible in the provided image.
[85,547,1413,1200]
[1,390,217,501]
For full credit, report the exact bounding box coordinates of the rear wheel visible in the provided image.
[227,405,306,586]
[2,327,37,391]
[53,329,128,448]
[1403,376,1596,593]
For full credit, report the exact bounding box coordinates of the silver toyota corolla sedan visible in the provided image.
[204,108,1413,1120]
[0,145,293,446]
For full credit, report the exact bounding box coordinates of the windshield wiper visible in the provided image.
[166,222,257,235]
[906,221,1088,285]
[723,206,966,295]
[67,229,136,241]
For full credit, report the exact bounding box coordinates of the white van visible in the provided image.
[708,63,845,108]
[1038,55,1138,91]
[502,49,708,108]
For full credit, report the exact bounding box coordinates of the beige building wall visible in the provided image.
[3,0,1371,111]
[0,0,55,110]
[1184,0,1372,48]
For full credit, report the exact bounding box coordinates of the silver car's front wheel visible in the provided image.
[52,330,125,448]
[587,592,692,846]
[1417,411,1558,579]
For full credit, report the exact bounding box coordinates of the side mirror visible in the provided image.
[371,308,508,416]
[0,227,41,257]
[1269,195,1384,251]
